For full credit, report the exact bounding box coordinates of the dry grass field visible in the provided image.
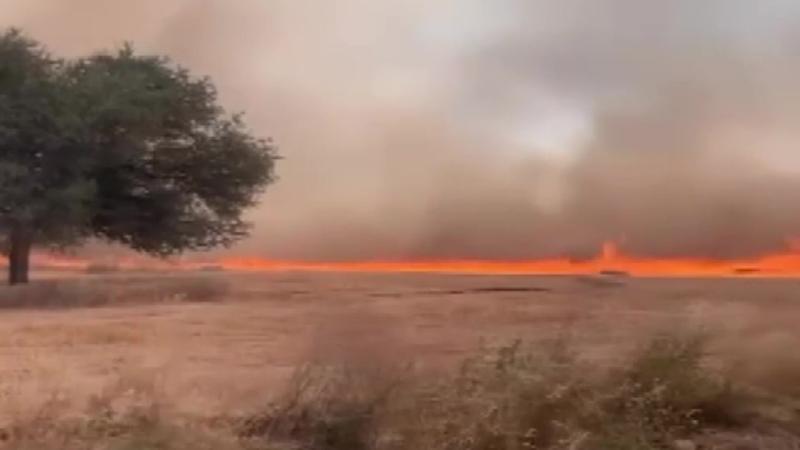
[0,271,798,449]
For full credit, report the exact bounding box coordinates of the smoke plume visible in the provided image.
[3,0,800,260]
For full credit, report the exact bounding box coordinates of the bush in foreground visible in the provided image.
[242,332,796,450]
[1,332,798,449]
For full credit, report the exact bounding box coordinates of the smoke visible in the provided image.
[3,0,800,260]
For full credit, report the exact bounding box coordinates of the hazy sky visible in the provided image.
[3,1,800,260]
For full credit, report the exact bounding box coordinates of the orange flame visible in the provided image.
[219,241,800,278]
[5,241,800,277]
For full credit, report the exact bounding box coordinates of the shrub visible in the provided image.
[581,333,745,449]
[0,331,793,450]
[250,333,751,450]
[397,338,589,450]
[0,374,237,450]
[239,364,402,450]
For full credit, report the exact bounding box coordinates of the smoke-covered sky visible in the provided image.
[3,0,800,260]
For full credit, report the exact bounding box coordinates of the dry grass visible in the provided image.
[0,274,231,309]
[236,332,800,450]
[0,332,796,450]
[0,273,796,448]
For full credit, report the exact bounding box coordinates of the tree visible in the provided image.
[0,29,91,284]
[0,30,277,284]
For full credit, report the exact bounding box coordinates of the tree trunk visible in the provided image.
[8,226,32,285]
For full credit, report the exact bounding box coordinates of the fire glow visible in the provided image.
[219,242,800,278]
[7,242,800,278]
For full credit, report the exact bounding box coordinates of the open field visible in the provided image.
[0,271,798,448]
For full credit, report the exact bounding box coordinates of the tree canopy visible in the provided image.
[0,29,277,284]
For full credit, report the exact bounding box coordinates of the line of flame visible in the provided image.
[4,242,800,277]
[218,242,800,277]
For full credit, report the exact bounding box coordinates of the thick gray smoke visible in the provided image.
[3,0,800,260]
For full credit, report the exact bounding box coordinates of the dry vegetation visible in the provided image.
[0,274,231,308]
[0,272,797,449]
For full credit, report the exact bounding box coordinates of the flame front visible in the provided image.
[219,242,800,278]
[7,241,800,277]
